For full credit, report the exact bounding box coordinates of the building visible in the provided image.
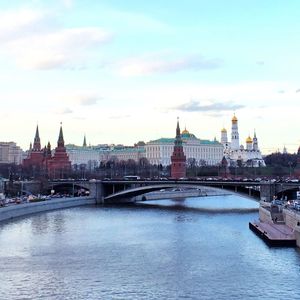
[110,144,146,163]
[66,143,109,169]
[65,139,146,170]
[220,114,265,167]
[145,128,223,167]
[23,124,71,178]
[171,119,186,179]
[47,125,72,178]
[23,125,45,169]
[0,142,24,165]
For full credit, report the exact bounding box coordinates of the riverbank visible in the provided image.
[0,196,95,223]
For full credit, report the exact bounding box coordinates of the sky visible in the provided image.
[0,0,299,154]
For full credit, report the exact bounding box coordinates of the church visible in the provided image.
[220,114,265,167]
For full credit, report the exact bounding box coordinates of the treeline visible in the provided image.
[264,153,298,168]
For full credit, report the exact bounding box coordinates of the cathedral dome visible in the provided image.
[246,136,253,143]
[221,127,227,133]
[232,114,238,123]
[181,128,197,139]
[182,127,189,134]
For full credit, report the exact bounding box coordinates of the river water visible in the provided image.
[0,195,300,300]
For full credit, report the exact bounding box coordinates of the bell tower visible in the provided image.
[231,114,240,150]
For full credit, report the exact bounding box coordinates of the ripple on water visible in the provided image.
[0,195,299,300]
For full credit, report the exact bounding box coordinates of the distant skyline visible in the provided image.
[0,0,299,154]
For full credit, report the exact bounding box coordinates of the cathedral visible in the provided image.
[220,114,265,167]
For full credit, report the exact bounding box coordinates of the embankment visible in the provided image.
[0,197,95,223]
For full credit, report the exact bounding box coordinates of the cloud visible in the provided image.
[57,108,73,114]
[0,9,55,42]
[278,90,285,94]
[256,61,265,66]
[296,89,300,93]
[118,54,222,76]
[57,92,103,107]
[78,95,102,106]
[172,100,244,113]
[0,9,113,70]
[109,114,131,119]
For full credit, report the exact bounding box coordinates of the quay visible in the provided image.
[250,201,300,247]
[0,196,95,223]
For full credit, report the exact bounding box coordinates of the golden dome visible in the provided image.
[246,136,253,143]
[221,127,227,133]
[232,114,238,122]
[182,127,189,134]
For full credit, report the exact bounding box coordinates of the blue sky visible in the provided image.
[0,0,299,153]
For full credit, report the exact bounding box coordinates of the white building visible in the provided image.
[66,140,146,169]
[110,145,146,162]
[0,142,24,165]
[220,115,265,167]
[145,128,224,166]
[66,144,110,169]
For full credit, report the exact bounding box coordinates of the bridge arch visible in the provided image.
[47,182,90,197]
[103,183,258,203]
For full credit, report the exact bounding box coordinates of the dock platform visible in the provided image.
[249,221,296,247]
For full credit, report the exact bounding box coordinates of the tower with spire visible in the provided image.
[23,124,45,171]
[33,125,41,151]
[171,118,186,179]
[252,130,258,151]
[83,134,87,147]
[48,124,71,179]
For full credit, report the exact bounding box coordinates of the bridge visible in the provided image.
[19,179,300,204]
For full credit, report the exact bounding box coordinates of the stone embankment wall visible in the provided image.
[258,205,300,247]
[283,209,300,247]
[0,197,95,223]
[259,206,273,223]
[283,209,300,228]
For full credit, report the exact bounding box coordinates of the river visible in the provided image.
[0,195,300,299]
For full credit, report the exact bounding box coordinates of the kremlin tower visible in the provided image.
[23,124,71,179]
[23,125,45,170]
[171,118,186,179]
[48,124,71,179]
